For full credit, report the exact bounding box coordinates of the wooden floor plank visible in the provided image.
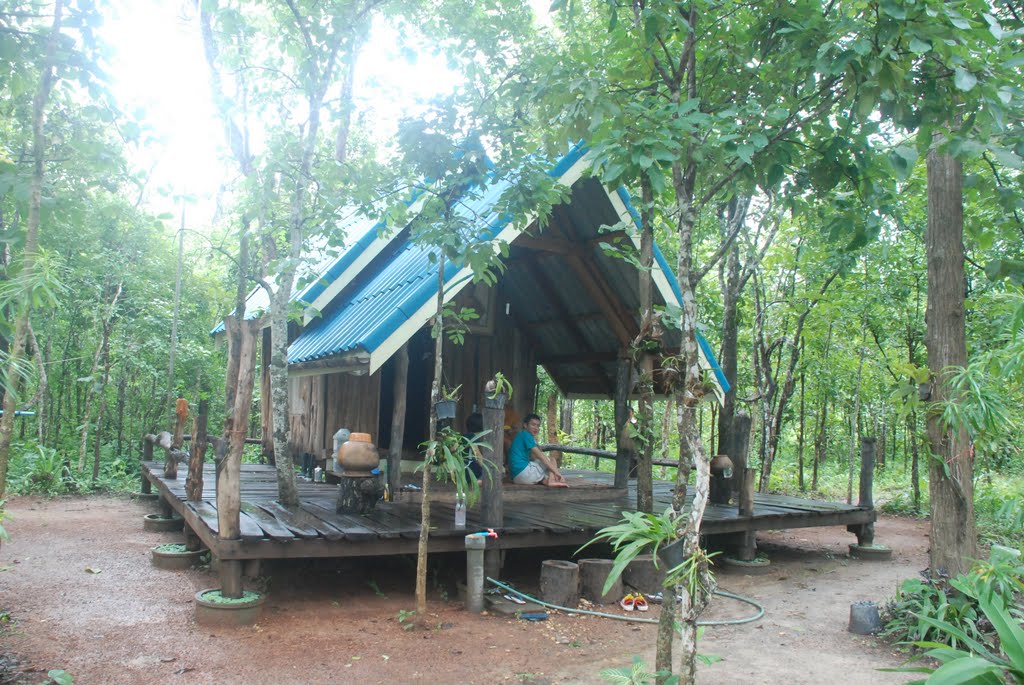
[143,461,875,561]
[240,502,296,541]
[255,502,320,539]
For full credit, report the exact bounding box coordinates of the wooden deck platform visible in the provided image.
[142,462,875,563]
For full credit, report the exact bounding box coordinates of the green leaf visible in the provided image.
[909,37,931,54]
[888,145,918,180]
[736,144,755,165]
[48,670,74,685]
[923,656,1004,685]
[880,0,907,19]
[953,69,977,92]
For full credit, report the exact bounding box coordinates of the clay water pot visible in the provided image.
[340,432,379,476]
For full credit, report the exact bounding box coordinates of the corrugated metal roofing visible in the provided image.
[287,162,530,364]
[209,209,382,335]
[279,140,728,396]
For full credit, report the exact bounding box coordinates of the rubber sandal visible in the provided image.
[620,593,636,611]
[633,594,649,611]
[504,593,527,605]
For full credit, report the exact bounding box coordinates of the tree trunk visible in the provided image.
[909,410,920,512]
[218,315,260,543]
[91,326,114,483]
[166,205,185,424]
[268,286,299,505]
[415,253,445,620]
[924,148,975,576]
[847,347,866,504]
[0,0,63,499]
[79,283,122,472]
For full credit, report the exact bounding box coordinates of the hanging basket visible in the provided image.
[435,400,457,421]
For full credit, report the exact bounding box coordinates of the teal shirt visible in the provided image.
[508,430,536,478]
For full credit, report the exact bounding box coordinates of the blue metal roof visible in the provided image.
[288,163,526,364]
[282,140,729,396]
[209,210,382,336]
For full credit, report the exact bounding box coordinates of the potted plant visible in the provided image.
[434,384,461,421]
[419,426,495,525]
[483,372,513,410]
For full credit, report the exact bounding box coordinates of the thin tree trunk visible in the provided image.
[79,283,122,472]
[847,347,866,504]
[908,410,921,512]
[798,347,805,492]
[166,204,185,423]
[91,340,112,483]
[416,253,445,620]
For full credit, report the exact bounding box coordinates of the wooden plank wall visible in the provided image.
[443,281,537,430]
[286,372,381,458]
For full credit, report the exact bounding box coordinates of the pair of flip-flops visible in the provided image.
[620,593,649,611]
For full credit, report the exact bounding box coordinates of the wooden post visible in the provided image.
[387,342,409,499]
[158,431,178,479]
[172,397,188,449]
[220,559,243,598]
[481,388,506,579]
[850,436,876,546]
[736,467,757,560]
[141,436,153,494]
[730,411,752,502]
[613,354,632,488]
[579,558,622,605]
[186,400,208,502]
[540,560,579,607]
[217,314,259,593]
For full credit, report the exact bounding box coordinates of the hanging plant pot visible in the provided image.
[483,392,507,411]
[151,543,204,570]
[657,538,686,570]
[435,400,457,421]
[194,588,266,627]
[143,513,184,532]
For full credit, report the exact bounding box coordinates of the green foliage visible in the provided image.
[8,443,77,496]
[0,500,9,544]
[47,670,74,685]
[600,656,674,685]
[578,508,678,595]
[396,608,416,631]
[894,591,1024,684]
[881,548,1024,658]
[418,426,495,507]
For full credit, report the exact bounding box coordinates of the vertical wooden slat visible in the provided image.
[388,343,409,497]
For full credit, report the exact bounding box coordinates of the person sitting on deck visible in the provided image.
[508,413,567,487]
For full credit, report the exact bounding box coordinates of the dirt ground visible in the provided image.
[0,495,925,684]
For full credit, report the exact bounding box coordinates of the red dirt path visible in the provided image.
[0,495,923,684]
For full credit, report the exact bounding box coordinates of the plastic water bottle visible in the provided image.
[454,493,466,528]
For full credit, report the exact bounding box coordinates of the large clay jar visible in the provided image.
[340,432,379,476]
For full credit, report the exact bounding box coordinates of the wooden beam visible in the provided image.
[387,343,409,499]
[536,351,617,365]
[513,235,576,255]
[613,354,632,488]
